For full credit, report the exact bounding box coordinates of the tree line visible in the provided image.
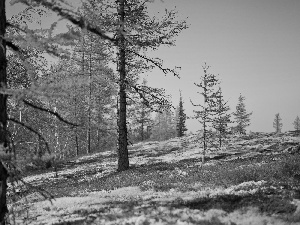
[191,63,252,163]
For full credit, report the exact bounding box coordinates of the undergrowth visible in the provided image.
[33,152,300,199]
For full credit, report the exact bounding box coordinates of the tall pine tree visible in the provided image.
[176,91,187,137]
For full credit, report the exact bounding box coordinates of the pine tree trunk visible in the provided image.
[0,1,8,223]
[117,0,129,171]
[202,117,206,164]
[218,119,221,148]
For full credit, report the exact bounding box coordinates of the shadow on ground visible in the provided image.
[180,191,296,215]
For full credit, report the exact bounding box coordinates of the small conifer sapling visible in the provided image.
[273,113,283,133]
[293,116,300,134]
[213,87,231,148]
[232,94,252,135]
[191,63,219,163]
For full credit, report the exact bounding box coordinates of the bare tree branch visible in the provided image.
[20,0,116,44]
[8,118,51,155]
[129,83,173,112]
[23,100,79,127]
[6,40,21,52]
[190,99,204,108]
[127,49,180,77]
[7,22,70,58]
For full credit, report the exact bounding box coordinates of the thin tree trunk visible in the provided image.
[81,34,88,154]
[97,98,103,149]
[202,115,206,164]
[75,130,79,156]
[73,91,79,156]
[74,96,79,156]
[202,84,207,164]
[97,129,100,148]
[87,43,92,154]
[218,101,222,148]
[0,1,8,223]
[158,114,162,141]
[140,107,145,141]
[141,120,144,141]
[219,131,222,149]
[117,0,129,171]
[53,104,60,157]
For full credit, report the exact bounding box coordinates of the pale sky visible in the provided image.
[7,0,300,133]
[146,0,300,133]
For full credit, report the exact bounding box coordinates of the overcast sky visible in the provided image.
[7,0,300,133]
[146,0,300,133]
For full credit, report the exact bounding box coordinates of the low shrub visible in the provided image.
[278,154,300,178]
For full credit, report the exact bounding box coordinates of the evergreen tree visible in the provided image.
[273,113,283,133]
[191,63,219,163]
[213,87,231,148]
[232,94,252,135]
[176,91,187,137]
[293,116,300,133]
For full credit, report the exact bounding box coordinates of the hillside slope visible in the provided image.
[8,132,300,225]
